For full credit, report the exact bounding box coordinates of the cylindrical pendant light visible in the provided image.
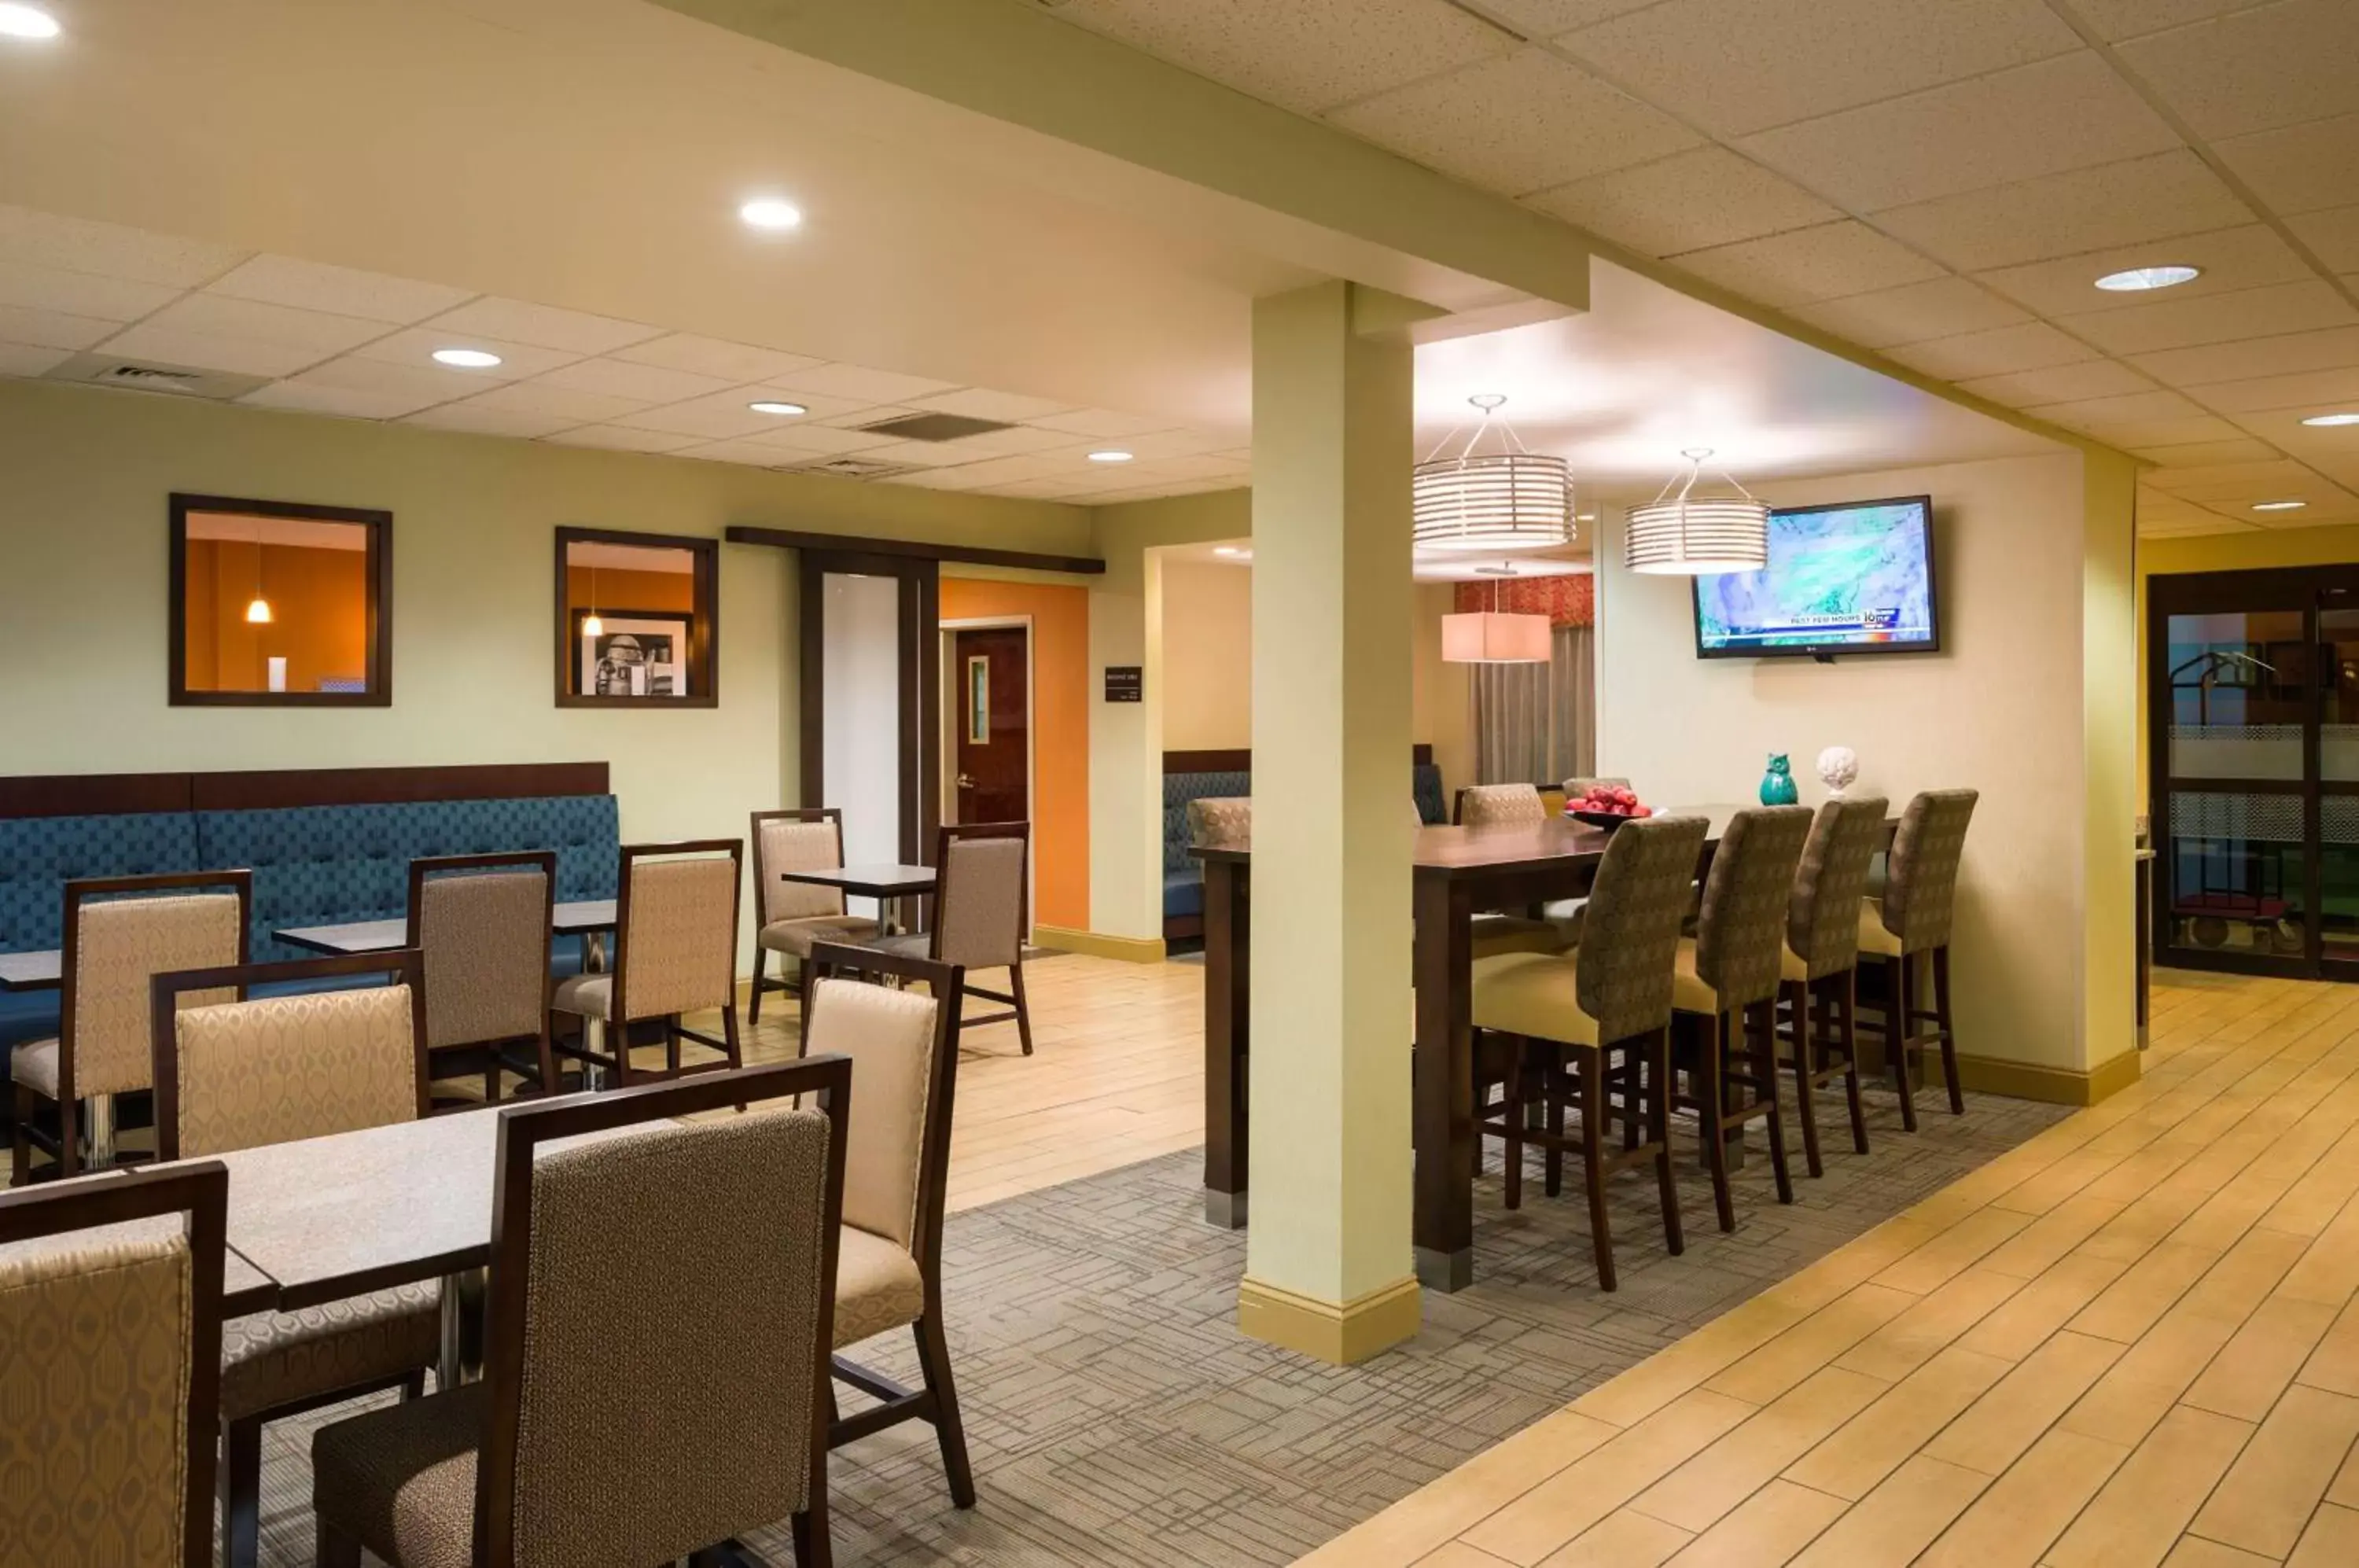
[1415,395,1574,554]
[1625,447,1769,575]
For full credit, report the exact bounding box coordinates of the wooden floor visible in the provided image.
[1301,966,2359,1568]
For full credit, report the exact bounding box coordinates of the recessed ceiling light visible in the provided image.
[432,347,502,369]
[2095,264,2200,293]
[748,400,807,417]
[738,197,804,232]
[0,5,61,39]
[1575,512,1597,522]
[1087,450,1134,463]
[2252,499,2307,512]
[2301,412,2359,428]
[1213,545,1248,558]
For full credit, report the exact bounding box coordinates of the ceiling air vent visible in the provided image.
[855,411,1013,442]
[786,455,921,481]
[42,353,270,402]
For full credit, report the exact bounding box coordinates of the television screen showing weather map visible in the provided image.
[1692,496,1938,658]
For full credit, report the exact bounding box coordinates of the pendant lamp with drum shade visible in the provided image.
[1441,564,1551,664]
[1625,448,1769,575]
[1414,395,1574,554]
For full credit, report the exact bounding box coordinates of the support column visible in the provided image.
[1238,280,1430,1364]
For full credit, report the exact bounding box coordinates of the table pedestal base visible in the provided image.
[1415,1246,1471,1292]
[83,1093,116,1168]
[1205,1191,1247,1230]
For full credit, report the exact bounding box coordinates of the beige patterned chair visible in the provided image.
[749,808,880,1025]
[1561,775,1632,800]
[151,951,437,1568]
[407,852,556,1106]
[551,839,744,1088]
[0,1161,229,1568]
[1456,782,1550,827]
[311,1056,852,1568]
[862,823,1034,1056]
[1860,789,1978,1128]
[1669,807,1813,1232]
[1448,787,1580,958]
[1779,797,1891,1179]
[1468,814,1708,1290]
[803,941,975,1507]
[12,870,251,1186]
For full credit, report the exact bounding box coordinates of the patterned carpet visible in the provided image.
[248,1084,2069,1566]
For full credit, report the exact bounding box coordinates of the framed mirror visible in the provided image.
[555,527,719,708]
[169,493,392,706]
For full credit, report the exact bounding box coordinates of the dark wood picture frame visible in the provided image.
[168,493,393,708]
[554,526,719,709]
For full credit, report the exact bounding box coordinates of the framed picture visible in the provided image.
[573,610,693,699]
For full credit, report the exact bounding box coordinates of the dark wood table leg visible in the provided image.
[1413,873,1476,1290]
[1202,856,1249,1228]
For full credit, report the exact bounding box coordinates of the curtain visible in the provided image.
[1473,625,1595,786]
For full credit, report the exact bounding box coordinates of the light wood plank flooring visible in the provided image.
[1299,967,2359,1568]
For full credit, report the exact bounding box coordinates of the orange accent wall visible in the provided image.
[183,539,367,693]
[939,578,1090,932]
[565,565,694,615]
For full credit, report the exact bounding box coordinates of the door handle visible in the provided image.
[956,773,976,789]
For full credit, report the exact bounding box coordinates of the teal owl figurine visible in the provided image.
[1760,753,1799,806]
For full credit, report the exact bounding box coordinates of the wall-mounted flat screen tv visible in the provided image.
[1692,495,1938,659]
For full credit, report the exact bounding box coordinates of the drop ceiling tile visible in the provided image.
[2193,366,2359,415]
[0,204,245,288]
[885,466,1002,491]
[2056,412,2247,446]
[771,363,961,404]
[0,341,70,377]
[675,440,795,469]
[1526,146,1839,258]
[2060,281,2359,355]
[1051,0,1516,117]
[2129,326,2359,388]
[1954,360,2161,405]
[278,355,487,404]
[2214,113,2359,216]
[1738,53,2181,212]
[1476,0,1661,31]
[90,322,333,380]
[445,381,651,424]
[542,425,704,455]
[424,297,663,357]
[1785,277,2033,348]
[1670,221,1946,307]
[910,388,1076,423]
[136,293,389,356]
[730,422,903,458]
[2132,437,2286,466]
[1974,225,2315,317]
[0,258,180,322]
[2115,0,2359,140]
[1868,151,2254,273]
[2023,388,2216,431]
[203,256,473,325]
[1030,407,1181,439]
[609,390,800,441]
[2139,516,2257,536]
[841,438,1002,470]
[2255,502,2359,528]
[1887,322,2103,380]
[1330,46,1700,196]
[2070,0,2290,42]
[2144,458,2318,494]
[401,401,580,440]
[918,452,1095,488]
[237,380,444,421]
[527,357,734,405]
[2287,206,2359,272]
[815,403,916,431]
[0,303,118,352]
[612,333,824,383]
[1553,0,2078,139]
[933,425,1087,459]
[351,327,574,381]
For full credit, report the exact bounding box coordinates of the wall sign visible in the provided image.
[1104,665,1143,703]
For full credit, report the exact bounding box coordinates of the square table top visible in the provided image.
[0,1185,279,1316]
[775,863,939,899]
[0,950,61,991]
[276,897,617,957]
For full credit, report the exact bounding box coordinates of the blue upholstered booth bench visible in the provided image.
[0,764,619,1067]
[1160,746,1448,943]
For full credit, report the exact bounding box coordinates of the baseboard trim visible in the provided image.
[1030,925,1167,964]
[1238,1274,1421,1365]
[1952,1047,2142,1107]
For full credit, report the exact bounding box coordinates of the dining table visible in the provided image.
[278,897,620,965]
[0,948,61,990]
[772,863,939,937]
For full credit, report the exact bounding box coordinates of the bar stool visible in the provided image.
[1452,784,1577,956]
[1669,805,1813,1231]
[1779,797,1889,1179]
[1860,789,1979,1128]
[1470,813,1708,1290]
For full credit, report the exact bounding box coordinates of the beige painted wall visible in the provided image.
[0,377,1087,965]
[1597,451,2134,1078]
[1161,560,1254,749]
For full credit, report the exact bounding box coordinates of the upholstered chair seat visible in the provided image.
[761,914,881,958]
[9,1036,59,1096]
[548,971,613,1020]
[1472,950,1603,1045]
[220,1284,442,1420]
[311,1379,487,1568]
[833,1226,926,1349]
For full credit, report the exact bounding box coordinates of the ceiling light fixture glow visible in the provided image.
[1087,449,1134,463]
[0,5,61,39]
[1213,546,1248,558]
[2095,264,2200,293]
[2252,499,2307,512]
[1414,396,1574,553]
[747,400,807,416]
[738,197,804,231]
[2301,412,2359,428]
[432,347,502,369]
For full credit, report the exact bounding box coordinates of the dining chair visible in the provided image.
[0,1161,230,1568]
[863,822,1033,1055]
[804,940,975,1507]
[11,870,251,1186]
[309,1057,852,1568]
[550,839,744,1088]
[1860,789,1979,1128]
[151,951,438,1568]
[749,808,880,1025]
[1469,813,1708,1290]
[1562,775,1632,799]
[407,851,557,1107]
[1456,782,1549,826]
[1186,796,1252,848]
[1778,797,1891,1179]
[1669,806,1813,1231]
[1450,787,1579,955]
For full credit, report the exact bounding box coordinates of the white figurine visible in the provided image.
[1817,745,1859,798]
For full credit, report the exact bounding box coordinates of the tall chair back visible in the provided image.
[1695,807,1816,1013]
[1186,797,1251,849]
[474,1059,850,1567]
[0,1161,229,1568]
[1787,797,1892,978]
[151,952,429,1160]
[1562,776,1632,799]
[1880,790,1979,953]
[1577,814,1711,1044]
[406,852,554,1052]
[753,808,852,924]
[613,840,742,1024]
[1458,784,1548,827]
[60,871,252,1102]
[805,944,962,1260]
[929,823,1028,972]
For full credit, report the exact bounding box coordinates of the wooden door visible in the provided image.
[953,627,1029,824]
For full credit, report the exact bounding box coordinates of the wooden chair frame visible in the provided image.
[748,808,850,1025]
[922,821,1033,1056]
[1872,947,1963,1130]
[804,940,977,1508]
[549,839,745,1088]
[405,851,558,1108]
[0,1160,231,1568]
[13,869,253,1185]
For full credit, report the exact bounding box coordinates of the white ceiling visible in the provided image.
[1052,0,2359,536]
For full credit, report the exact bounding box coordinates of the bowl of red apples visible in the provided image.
[1566,782,1654,832]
